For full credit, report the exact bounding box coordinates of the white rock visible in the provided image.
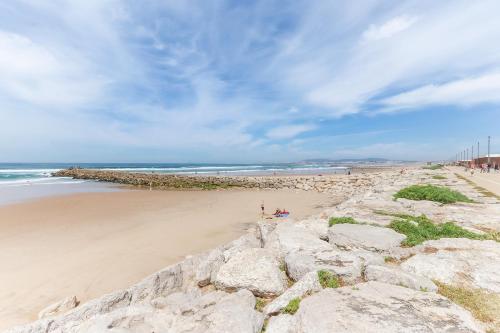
[365,265,437,292]
[285,250,363,282]
[205,289,264,333]
[264,271,321,316]
[294,281,484,333]
[328,224,406,252]
[195,247,224,287]
[214,248,287,297]
[401,238,500,293]
[264,222,332,259]
[38,296,79,319]
[265,314,297,333]
[295,218,329,241]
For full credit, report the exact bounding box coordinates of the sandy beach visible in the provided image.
[0,187,330,330]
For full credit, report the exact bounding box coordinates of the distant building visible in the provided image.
[472,154,500,166]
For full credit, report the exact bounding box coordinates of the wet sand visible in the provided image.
[0,188,331,330]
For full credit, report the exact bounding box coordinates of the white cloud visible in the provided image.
[0,30,107,107]
[362,15,418,41]
[274,0,500,115]
[266,124,315,140]
[381,72,500,110]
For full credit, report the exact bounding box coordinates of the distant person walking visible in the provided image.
[261,202,265,217]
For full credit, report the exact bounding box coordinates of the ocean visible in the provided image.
[0,163,350,205]
[0,162,351,186]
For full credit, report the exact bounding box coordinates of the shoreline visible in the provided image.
[0,187,331,330]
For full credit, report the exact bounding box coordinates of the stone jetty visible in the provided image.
[9,167,500,333]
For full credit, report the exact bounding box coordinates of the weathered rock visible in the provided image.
[38,296,79,319]
[195,247,224,287]
[295,218,329,241]
[264,222,332,259]
[214,248,287,297]
[401,238,500,293]
[365,265,437,292]
[266,314,297,333]
[294,281,484,333]
[285,250,363,282]
[264,271,321,316]
[328,224,406,252]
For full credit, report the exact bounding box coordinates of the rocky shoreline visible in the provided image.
[9,167,500,333]
[52,167,382,194]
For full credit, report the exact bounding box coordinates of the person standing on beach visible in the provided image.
[261,202,265,217]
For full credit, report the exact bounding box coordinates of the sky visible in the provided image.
[0,0,499,163]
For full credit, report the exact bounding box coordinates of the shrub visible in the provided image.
[389,215,484,246]
[328,216,358,227]
[318,270,340,288]
[282,297,300,315]
[394,184,473,204]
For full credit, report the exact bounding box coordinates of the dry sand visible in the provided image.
[0,187,331,330]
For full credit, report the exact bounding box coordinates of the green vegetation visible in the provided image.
[436,282,500,332]
[394,184,474,204]
[422,164,443,170]
[373,210,418,220]
[384,256,397,264]
[328,216,358,227]
[282,297,301,315]
[318,270,340,288]
[388,215,484,246]
[432,175,447,180]
[255,298,267,312]
[455,173,500,199]
[279,262,286,272]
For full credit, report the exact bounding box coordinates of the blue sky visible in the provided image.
[0,0,499,163]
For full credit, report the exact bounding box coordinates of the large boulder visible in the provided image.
[214,248,287,297]
[401,238,500,293]
[72,289,263,333]
[365,265,437,292]
[264,223,332,259]
[38,296,79,319]
[285,250,363,282]
[264,271,321,316]
[293,282,484,333]
[328,224,406,252]
[265,314,296,333]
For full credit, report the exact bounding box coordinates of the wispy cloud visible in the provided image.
[381,72,500,110]
[0,0,499,162]
[266,124,316,140]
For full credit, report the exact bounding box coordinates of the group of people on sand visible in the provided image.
[260,202,289,219]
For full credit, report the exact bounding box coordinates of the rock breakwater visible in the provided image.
[53,168,379,195]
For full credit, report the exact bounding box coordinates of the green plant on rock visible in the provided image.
[422,164,443,170]
[282,297,301,315]
[388,215,484,247]
[255,298,266,312]
[328,216,358,227]
[318,270,340,288]
[394,184,473,204]
[432,175,447,180]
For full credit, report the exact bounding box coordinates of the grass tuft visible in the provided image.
[436,282,500,332]
[422,164,443,170]
[282,297,301,315]
[388,215,484,246]
[318,270,340,288]
[255,298,267,312]
[328,216,358,227]
[432,175,447,180]
[394,184,473,204]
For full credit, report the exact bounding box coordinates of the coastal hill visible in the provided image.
[8,166,500,333]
